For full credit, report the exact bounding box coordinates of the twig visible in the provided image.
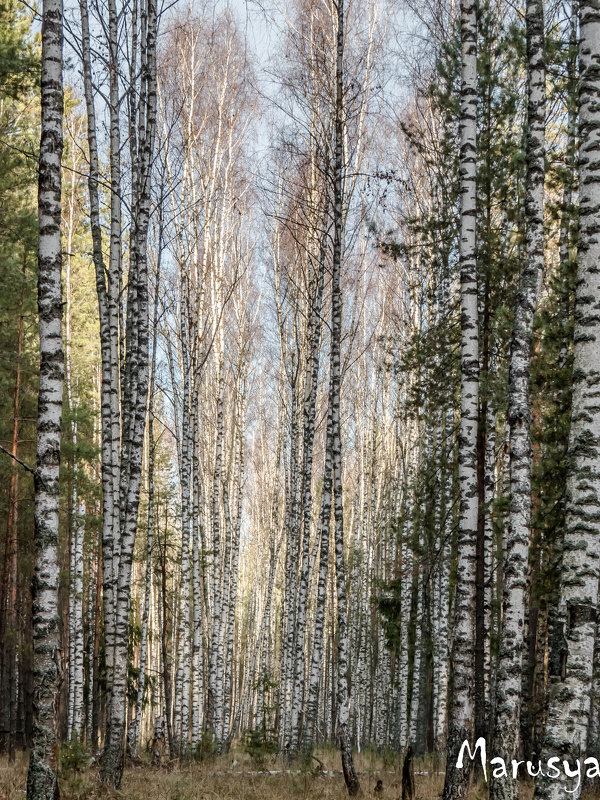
[0,442,37,477]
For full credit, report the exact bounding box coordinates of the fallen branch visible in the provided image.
[311,754,325,773]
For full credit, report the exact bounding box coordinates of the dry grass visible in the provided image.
[0,747,447,800]
[6,748,600,800]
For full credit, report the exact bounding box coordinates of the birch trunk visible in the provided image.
[442,0,478,794]
[129,255,161,758]
[103,0,123,697]
[409,554,423,746]
[100,0,157,782]
[68,489,85,743]
[303,404,333,749]
[398,520,412,749]
[191,398,204,747]
[533,4,600,798]
[490,0,545,794]
[174,317,192,753]
[279,378,301,753]
[435,406,452,750]
[207,366,225,743]
[77,0,119,739]
[217,458,234,747]
[291,191,328,752]
[86,535,96,746]
[26,0,63,791]
[191,507,204,747]
[331,1,359,791]
[224,422,244,744]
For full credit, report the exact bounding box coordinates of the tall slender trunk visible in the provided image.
[434,404,452,751]
[208,366,225,743]
[490,1,545,795]
[223,420,244,745]
[129,247,161,758]
[303,404,333,749]
[533,3,600,798]
[279,375,301,753]
[91,536,102,748]
[217,458,234,747]
[191,463,204,747]
[101,0,157,782]
[77,0,117,753]
[70,496,85,742]
[86,533,96,746]
[65,148,86,741]
[330,0,359,791]
[103,0,123,700]
[174,312,192,753]
[191,396,205,747]
[442,0,478,795]
[533,0,577,762]
[159,512,174,759]
[26,0,63,792]
[291,196,328,753]
[398,513,413,749]
[0,276,24,761]
[475,282,489,743]
[484,364,497,727]
[409,548,423,747]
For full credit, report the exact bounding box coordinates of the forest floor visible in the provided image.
[0,746,448,800]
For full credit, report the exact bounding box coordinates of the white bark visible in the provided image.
[100,0,158,781]
[443,0,478,795]
[534,3,600,797]
[27,0,63,792]
[491,0,545,794]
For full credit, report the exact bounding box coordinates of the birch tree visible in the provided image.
[329,0,359,792]
[0,0,593,785]
[490,0,545,793]
[533,2,600,797]
[442,0,478,795]
[26,0,63,793]
[75,0,160,779]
